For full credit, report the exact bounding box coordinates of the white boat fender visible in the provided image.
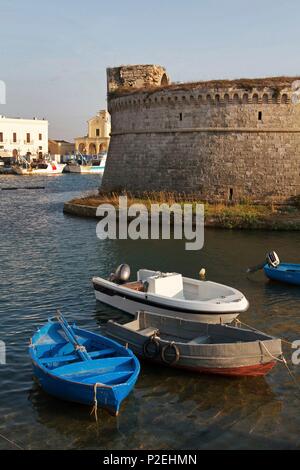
[143,332,161,359]
[199,268,206,280]
[161,342,180,365]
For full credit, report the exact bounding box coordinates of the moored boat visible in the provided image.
[13,159,65,175]
[105,310,282,377]
[248,251,300,286]
[80,154,106,174]
[93,265,249,324]
[264,263,300,286]
[29,313,140,415]
[63,154,107,174]
[63,161,81,173]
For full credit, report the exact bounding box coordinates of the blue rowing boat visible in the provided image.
[29,313,140,416]
[247,251,300,286]
[264,263,300,286]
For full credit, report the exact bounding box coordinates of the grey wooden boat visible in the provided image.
[105,311,282,377]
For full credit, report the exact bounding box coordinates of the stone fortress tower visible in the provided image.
[102,64,300,203]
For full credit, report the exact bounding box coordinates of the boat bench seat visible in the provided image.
[40,348,116,364]
[138,327,159,337]
[188,335,211,345]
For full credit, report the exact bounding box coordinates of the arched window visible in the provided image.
[224,94,230,103]
[215,94,220,104]
[262,93,269,104]
[281,94,288,104]
[161,73,169,86]
[88,143,97,155]
[78,143,85,154]
[252,93,259,104]
[233,93,239,104]
[242,93,248,104]
[206,94,212,103]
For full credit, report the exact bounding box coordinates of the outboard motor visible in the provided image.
[247,251,280,273]
[266,251,280,268]
[109,264,131,284]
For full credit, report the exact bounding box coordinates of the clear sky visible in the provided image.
[1,0,300,140]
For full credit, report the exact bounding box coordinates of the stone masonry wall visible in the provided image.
[107,65,169,94]
[102,66,300,203]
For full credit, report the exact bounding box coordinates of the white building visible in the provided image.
[0,115,48,160]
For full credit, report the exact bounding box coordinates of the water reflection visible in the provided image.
[28,363,281,450]
[0,174,299,449]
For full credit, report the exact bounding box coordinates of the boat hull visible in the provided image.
[31,360,135,414]
[105,312,282,377]
[94,288,239,323]
[63,164,81,173]
[29,321,140,415]
[138,355,276,377]
[93,276,248,324]
[81,166,104,174]
[264,264,300,286]
[13,163,65,175]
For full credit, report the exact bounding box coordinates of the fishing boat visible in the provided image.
[29,313,140,415]
[63,161,81,173]
[247,251,300,286]
[12,156,65,175]
[105,310,282,377]
[79,154,106,174]
[63,154,106,174]
[93,265,249,324]
[0,157,13,174]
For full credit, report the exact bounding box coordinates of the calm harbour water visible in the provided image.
[0,174,299,450]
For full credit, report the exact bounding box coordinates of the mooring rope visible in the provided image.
[235,319,294,346]
[0,432,24,450]
[90,383,99,422]
[234,319,300,390]
[260,341,300,391]
[90,382,113,422]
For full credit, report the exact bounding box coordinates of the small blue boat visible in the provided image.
[29,313,140,416]
[264,263,300,286]
[248,251,300,286]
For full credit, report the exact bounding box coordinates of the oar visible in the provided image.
[56,310,91,361]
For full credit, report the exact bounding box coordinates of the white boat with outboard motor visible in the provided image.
[92,265,249,324]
